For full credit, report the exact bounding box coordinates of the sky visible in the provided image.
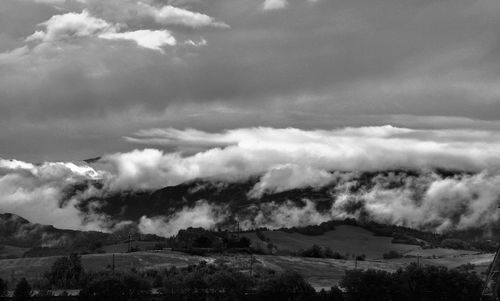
[1,0,500,162]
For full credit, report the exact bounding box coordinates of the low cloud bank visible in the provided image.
[139,171,500,237]
[138,201,227,238]
[2,126,500,234]
[113,126,500,191]
[0,158,115,231]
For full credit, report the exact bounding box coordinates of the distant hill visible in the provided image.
[6,168,497,256]
[77,169,479,229]
[0,213,118,252]
[0,213,162,257]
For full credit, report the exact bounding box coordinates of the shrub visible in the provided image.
[256,270,315,300]
[79,272,151,301]
[300,245,347,259]
[301,244,324,258]
[440,238,470,250]
[355,254,366,261]
[340,263,482,301]
[382,250,402,259]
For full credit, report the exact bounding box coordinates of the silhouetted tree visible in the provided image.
[14,278,32,301]
[79,272,150,301]
[0,277,7,297]
[46,253,84,288]
[79,275,126,301]
[256,270,315,301]
[301,244,324,258]
[340,263,482,301]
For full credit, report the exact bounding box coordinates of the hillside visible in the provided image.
[0,213,162,257]
[243,225,419,259]
[74,169,500,240]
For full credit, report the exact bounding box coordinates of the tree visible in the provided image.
[79,272,151,301]
[383,250,402,259]
[0,278,7,297]
[121,273,151,298]
[340,264,482,301]
[341,269,401,301]
[205,267,253,298]
[14,278,32,301]
[46,253,84,288]
[256,270,315,301]
[301,244,324,258]
[79,274,126,301]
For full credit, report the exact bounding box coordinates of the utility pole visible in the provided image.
[250,256,255,277]
[128,232,132,253]
[481,204,500,300]
[237,221,240,240]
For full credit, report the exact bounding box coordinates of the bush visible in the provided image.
[382,250,402,259]
[355,254,366,261]
[300,245,347,259]
[79,272,151,301]
[162,261,254,300]
[256,270,316,300]
[340,263,482,301]
[440,238,470,250]
[324,247,347,260]
[301,244,325,258]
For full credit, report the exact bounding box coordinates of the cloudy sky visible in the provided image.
[1,0,500,162]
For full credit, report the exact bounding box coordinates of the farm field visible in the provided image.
[102,241,162,253]
[242,225,420,258]
[0,245,28,259]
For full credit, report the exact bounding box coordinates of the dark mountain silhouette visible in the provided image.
[82,169,461,221]
[0,213,112,249]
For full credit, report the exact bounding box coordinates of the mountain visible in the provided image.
[77,169,485,232]
[0,213,122,253]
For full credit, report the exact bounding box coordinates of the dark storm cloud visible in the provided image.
[1,0,500,160]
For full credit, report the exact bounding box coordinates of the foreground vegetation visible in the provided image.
[0,253,486,301]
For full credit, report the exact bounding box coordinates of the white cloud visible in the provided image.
[26,10,115,43]
[249,164,336,198]
[139,3,229,28]
[339,172,500,232]
[25,10,179,52]
[0,158,113,231]
[262,0,288,10]
[138,200,226,237]
[99,30,176,52]
[4,126,500,234]
[116,126,500,191]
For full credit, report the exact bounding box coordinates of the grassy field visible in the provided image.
[102,241,162,253]
[0,225,493,290]
[0,245,28,259]
[243,225,420,259]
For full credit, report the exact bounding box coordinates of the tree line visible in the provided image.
[0,254,486,301]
